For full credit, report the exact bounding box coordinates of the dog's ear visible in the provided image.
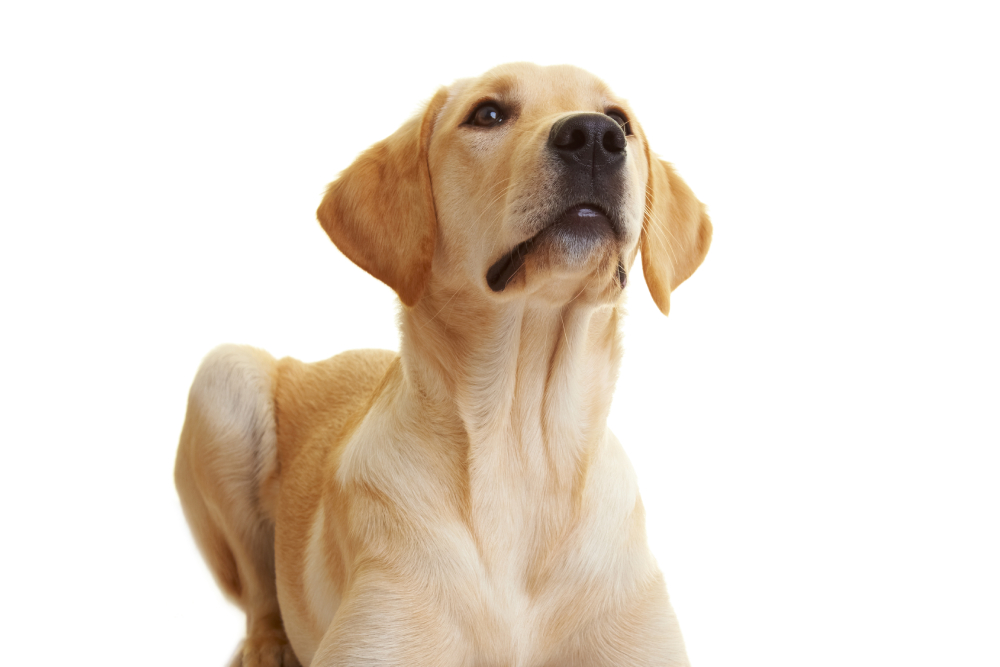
[640,155,713,316]
[317,87,449,307]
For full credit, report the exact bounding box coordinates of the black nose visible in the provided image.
[548,113,627,172]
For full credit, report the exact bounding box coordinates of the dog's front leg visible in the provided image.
[309,574,467,667]
[550,575,690,667]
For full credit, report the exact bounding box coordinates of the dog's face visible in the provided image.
[427,64,647,307]
[318,63,711,315]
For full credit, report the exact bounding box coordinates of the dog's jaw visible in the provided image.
[486,205,620,293]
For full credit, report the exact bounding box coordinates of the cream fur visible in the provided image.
[176,63,711,667]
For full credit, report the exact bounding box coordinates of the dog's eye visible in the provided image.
[606,110,632,136]
[468,103,505,128]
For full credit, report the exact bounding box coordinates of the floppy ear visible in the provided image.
[640,155,713,316]
[317,87,449,307]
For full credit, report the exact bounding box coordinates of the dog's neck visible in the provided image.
[399,287,624,492]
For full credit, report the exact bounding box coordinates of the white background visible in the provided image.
[1,1,997,665]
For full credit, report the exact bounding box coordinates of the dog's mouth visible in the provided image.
[486,205,620,292]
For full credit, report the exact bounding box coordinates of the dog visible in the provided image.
[175,62,711,667]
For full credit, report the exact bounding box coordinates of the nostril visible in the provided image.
[555,128,587,152]
[602,129,626,153]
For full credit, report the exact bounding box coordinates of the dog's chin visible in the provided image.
[486,206,622,294]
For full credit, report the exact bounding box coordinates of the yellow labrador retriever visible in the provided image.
[175,62,711,667]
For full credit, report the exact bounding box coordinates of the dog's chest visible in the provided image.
[436,457,651,656]
[411,503,634,663]
[449,476,653,665]
[287,418,651,664]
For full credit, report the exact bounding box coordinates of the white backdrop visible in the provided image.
[1,1,997,665]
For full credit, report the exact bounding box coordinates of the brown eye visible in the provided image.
[606,110,632,135]
[469,103,505,127]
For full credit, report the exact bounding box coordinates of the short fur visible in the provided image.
[176,62,711,667]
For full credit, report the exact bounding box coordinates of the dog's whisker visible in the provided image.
[566,273,596,306]
[641,204,680,267]
[420,289,461,328]
[558,310,572,357]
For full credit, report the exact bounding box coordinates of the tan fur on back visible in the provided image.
[176,63,711,667]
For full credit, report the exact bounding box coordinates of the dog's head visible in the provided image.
[318,63,711,315]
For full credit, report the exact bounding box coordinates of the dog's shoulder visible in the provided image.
[273,349,398,464]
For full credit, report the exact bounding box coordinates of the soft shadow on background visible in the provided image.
[1,1,997,665]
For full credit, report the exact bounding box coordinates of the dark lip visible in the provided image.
[486,204,617,292]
